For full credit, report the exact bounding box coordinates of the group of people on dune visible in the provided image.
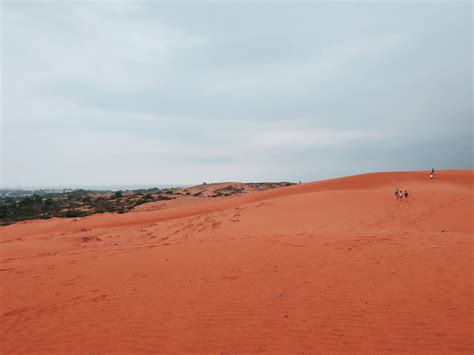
[394,169,436,201]
[394,188,408,201]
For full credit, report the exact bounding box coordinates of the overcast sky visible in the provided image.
[1,1,472,187]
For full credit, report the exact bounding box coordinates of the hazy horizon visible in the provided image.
[1,1,472,187]
[1,168,473,192]
[0,183,189,192]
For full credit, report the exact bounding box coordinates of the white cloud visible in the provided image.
[2,126,245,186]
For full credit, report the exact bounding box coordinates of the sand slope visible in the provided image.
[1,170,473,352]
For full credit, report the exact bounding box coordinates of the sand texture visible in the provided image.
[1,170,473,353]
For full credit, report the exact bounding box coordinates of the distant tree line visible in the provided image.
[0,188,175,226]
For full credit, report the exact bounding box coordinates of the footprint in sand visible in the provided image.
[78,236,102,243]
[129,272,148,280]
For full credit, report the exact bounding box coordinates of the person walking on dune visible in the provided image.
[398,190,403,200]
[395,189,399,200]
[404,190,408,200]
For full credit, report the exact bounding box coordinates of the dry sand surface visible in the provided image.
[1,170,473,353]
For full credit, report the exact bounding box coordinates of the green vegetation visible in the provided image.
[0,188,176,226]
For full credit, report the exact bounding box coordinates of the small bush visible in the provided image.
[45,198,54,206]
[157,195,172,201]
[143,193,153,200]
[64,209,83,218]
[0,205,8,219]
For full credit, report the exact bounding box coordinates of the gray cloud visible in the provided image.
[1,1,472,187]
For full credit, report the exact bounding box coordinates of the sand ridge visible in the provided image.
[1,170,473,352]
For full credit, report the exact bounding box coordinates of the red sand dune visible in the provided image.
[1,170,473,353]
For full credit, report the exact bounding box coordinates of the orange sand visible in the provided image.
[1,170,473,352]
